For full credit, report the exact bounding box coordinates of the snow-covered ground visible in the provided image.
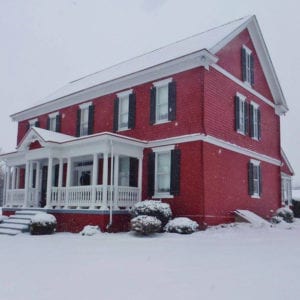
[1,220,300,300]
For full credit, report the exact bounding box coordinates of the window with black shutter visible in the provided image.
[28,118,39,129]
[48,112,60,132]
[249,102,261,140]
[148,152,155,197]
[170,149,181,196]
[77,102,93,136]
[235,93,248,135]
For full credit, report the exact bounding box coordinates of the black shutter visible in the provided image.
[244,102,249,135]
[88,104,94,135]
[46,117,50,130]
[248,162,254,196]
[257,108,261,140]
[249,104,254,137]
[235,95,240,131]
[76,108,81,137]
[35,120,40,128]
[113,97,119,132]
[56,114,61,133]
[150,87,156,125]
[148,152,155,197]
[168,81,176,121]
[259,165,262,196]
[250,54,254,85]
[170,149,181,196]
[129,157,138,187]
[128,93,136,129]
[54,164,59,187]
[241,47,247,81]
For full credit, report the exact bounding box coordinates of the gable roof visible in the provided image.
[11,15,288,121]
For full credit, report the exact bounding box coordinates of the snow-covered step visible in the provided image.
[0,228,21,236]
[15,210,44,216]
[5,218,32,225]
[0,223,29,232]
[8,214,34,220]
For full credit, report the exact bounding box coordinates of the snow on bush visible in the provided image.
[131,200,172,227]
[131,215,162,235]
[80,225,101,236]
[165,217,199,234]
[0,215,8,223]
[30,213,57,235]
[276,206,294,223]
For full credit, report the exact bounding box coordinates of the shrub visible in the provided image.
[276,207,294,223]
[131,200,172,227]
[80,225,101,236]
[131,215,162,235]
[30,213,57,235]
[165,217,199,234]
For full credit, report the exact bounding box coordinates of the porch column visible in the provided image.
[11,167,16,190]
[16,167,20,189]
[100,152,108,210]
[138,157,143,201]
[65,157,72,208]
[35,161,40,207]
[91,153,98,209]
[24,161,30,207]
[5,166,11,207]
[46,157,53,208]
[113,155,119,210]
[57,158,64,207]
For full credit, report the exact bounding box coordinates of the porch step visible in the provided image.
[0,223,29,232]
[4,218,32,225]
[0,228,21,236]
[15,210,44,216]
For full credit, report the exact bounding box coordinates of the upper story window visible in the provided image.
[242,45,254,86]
[28,118,39,129]
[47,112,61,132]
[235,93,248,135]
[148,145,181,198]
[248,160,262,198]
[113,89,136,132]
[76,102,94,137]
[250,102,261,140]
[150,78,176,125]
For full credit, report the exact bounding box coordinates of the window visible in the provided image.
[150,78,176,124]
[148,146,180,198]
[113,89,136,132]
[118,157,130,186]
[47,112,61,132]
[281,174,292,205]
[248,160,262,198]
[250,102,261,140]
[235,93,248,135]
[76,102,94,137]
[28,118,39,129]
[242,45,254,85]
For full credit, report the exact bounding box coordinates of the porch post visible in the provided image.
[5,166,11,207]
[35,161,40,207]
[65,157,72,208]
[24,161,30,207]
[46,157,53,208]
[113,155,119,210]
[138,157,143,201]
[16,167,20,189]
[91,153,98,209]
[11,167,16,190]
[58,158,63,207]
[100,152,108,210]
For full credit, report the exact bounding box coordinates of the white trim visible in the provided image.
[243,45,252,55]
[117,89,133,98]
[153,77,172,87]
[152,145,175,152]
[29,118,38,125]
[281,148,295,175]
[48,111,59,118]
[250,159,260,166]
[250,101,259,108]
[153,194,174,199]
[79,101,92,109]
[212,63,276,109]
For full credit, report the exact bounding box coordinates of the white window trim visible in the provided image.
[250,159,261,199]
[236,92,247,135]
[117,89,133,98]
[48,111,59,118]
[281,173,292,205]
[250,101,260,141]
[152,145,174,199]
[29,118,38,126]
[118,94,130,131]
[79,101,92,109]
[153,77,172,87]
[242,45,252,86]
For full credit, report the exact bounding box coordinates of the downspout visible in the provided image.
[106,139,114,230]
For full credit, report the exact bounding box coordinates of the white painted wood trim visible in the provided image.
[79,101,92,109]
[48,111,59,118]
[153,77,172,87]
[117,89,133,98]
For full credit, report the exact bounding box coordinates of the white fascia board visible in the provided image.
[11,50,218,122]
[281,148,295,175]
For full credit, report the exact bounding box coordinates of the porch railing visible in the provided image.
[6,189,25,207]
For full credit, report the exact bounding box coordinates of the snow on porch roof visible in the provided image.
[12,15,252,118]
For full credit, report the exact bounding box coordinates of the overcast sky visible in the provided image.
[0,0,299,185]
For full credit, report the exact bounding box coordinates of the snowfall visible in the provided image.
[1,211,300,300]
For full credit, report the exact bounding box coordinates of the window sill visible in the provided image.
[154,120,171,126]
[152,193,174,199]
[251,194,260,199]
[117,127,129,132]
[237,129,246,136]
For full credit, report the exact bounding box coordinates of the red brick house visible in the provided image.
[1,15,292,231]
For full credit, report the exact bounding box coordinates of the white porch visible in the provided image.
[2,128,145,211]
